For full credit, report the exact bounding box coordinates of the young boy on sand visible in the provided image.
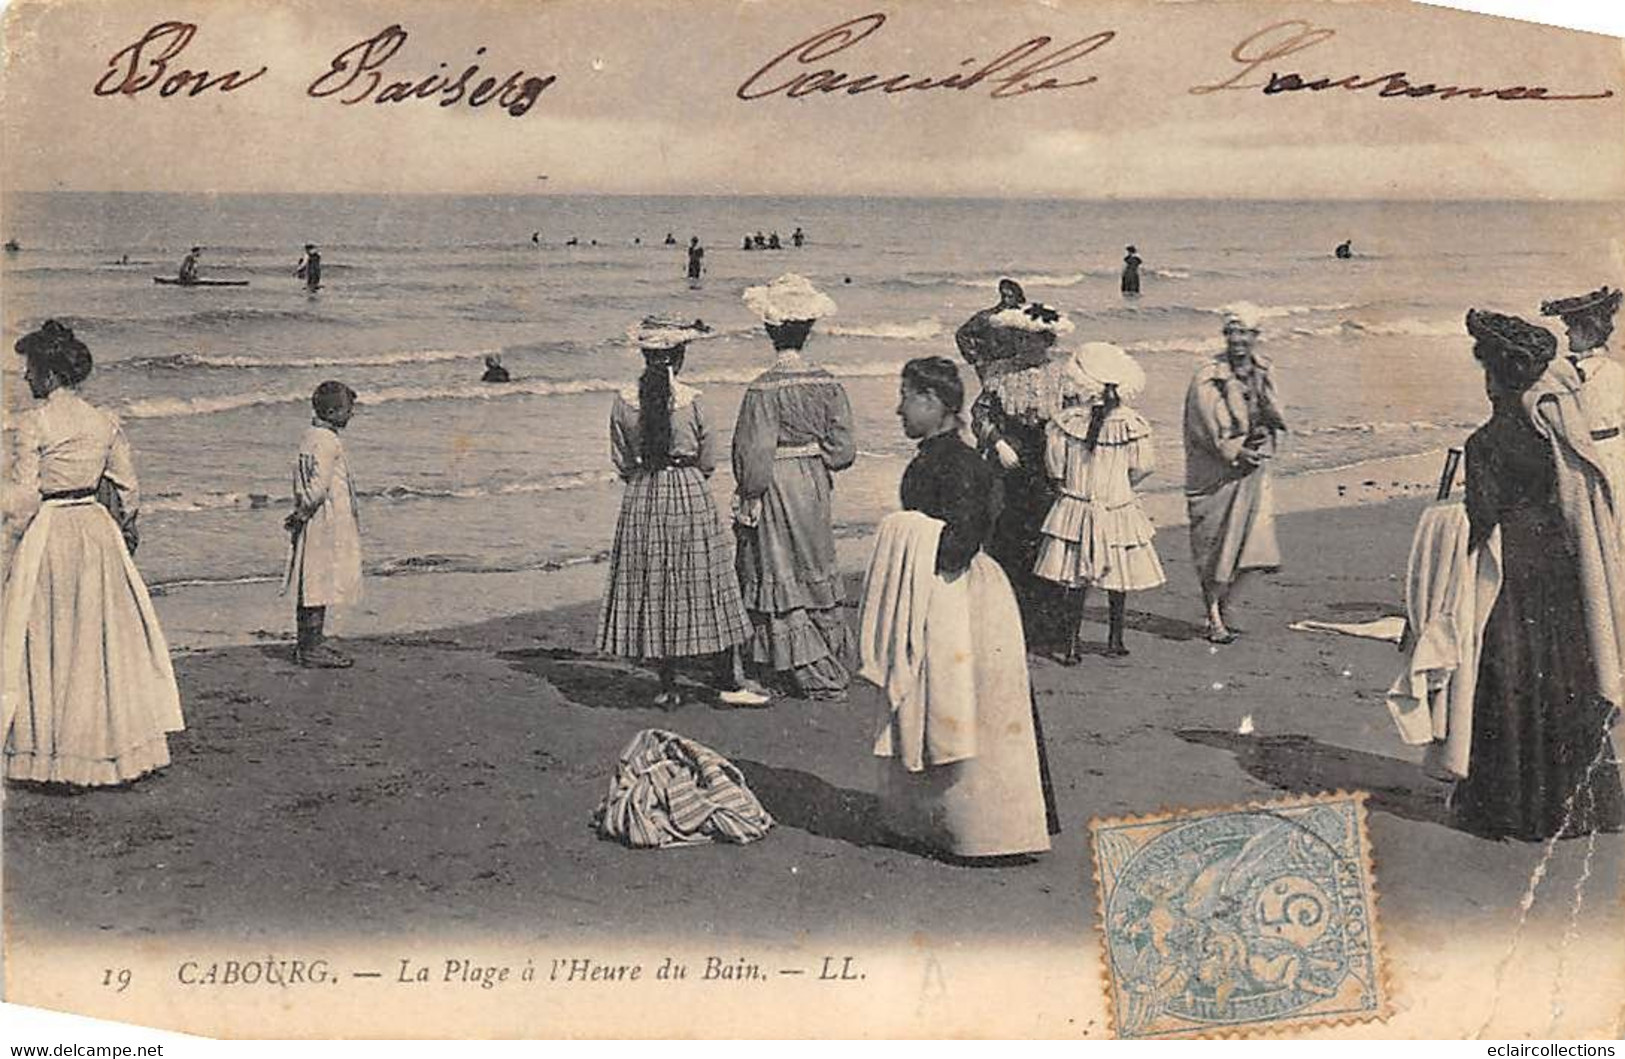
[283,381,362,668]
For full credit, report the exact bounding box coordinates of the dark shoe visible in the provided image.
[297,642,353,669]
[1106,643,1130,658]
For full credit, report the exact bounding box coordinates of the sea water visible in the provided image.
[2,193,1616,598]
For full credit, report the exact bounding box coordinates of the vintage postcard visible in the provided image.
[2,0,1622,1040]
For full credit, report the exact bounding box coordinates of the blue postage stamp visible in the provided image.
[1089,791,1388,1039]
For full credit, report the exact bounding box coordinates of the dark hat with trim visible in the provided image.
[1540,286,1621,320]
[1466,308,1556,391]
[15,319,92,385]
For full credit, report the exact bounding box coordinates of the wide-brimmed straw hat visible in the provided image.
[742,274,837,325]
[628,314,714,351]
[1064,342,1145,401]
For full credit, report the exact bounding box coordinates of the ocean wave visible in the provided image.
[116,359,913,419]
[149,549,610,593]
[825,318,943,341]
[5,263,157,278]
[1296,418,1478,438]
[120,348,498,371]
[145,470,625,513]
[1249,301,1359,320]
[1116,304,1374,354]
[118,376,620,419]
[1290,317,1464,339]
[1124,336,1225,356]
[54,306,359,334]
[879,269,1113,292]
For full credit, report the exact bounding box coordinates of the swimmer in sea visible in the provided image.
[686,237,705,282]
[481,355,511,384]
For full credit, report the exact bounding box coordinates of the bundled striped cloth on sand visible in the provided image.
[592,729,774,848]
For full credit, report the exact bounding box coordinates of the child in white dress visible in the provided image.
[282,381,363,668]
[1034,343,1165,661]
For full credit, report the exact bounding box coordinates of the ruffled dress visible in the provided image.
[730,352,856,697]
[1034,406,1166,592]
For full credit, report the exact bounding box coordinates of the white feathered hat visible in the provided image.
[1064,342,1146,402]
[989,302,1075,337]
[742,273,837,325]
[628,314,715,350]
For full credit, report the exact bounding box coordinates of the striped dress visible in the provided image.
[597,381,751,660]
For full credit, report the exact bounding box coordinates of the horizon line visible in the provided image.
[4,189,1621,205]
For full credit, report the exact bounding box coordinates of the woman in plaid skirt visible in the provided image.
[597,316,770,710]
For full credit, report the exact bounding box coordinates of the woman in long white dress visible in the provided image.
[1541,286,1625,533]
[857,356,1058,861]
[3,320,184,787]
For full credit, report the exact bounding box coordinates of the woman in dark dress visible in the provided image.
[1455,309,1624,841]
[961,299,1074,649]
[1121,246,1142,295]
[857,357,1061,858]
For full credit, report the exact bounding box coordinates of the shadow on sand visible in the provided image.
[1176,728,1453,827]
[497,646,671,711]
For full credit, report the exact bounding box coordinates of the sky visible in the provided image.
[1,0,1622,199]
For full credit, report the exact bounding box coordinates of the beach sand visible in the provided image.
[5,467,1623,1037]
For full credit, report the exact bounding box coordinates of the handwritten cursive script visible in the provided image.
[307,25,555,116]
[92,21,556,117]
[1192,20,1614,102]
[94,21,267,97]
[737,12,1114,102]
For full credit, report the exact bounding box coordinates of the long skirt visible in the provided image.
[1453,506,1625,840]
[1593,434,1625,545]
[735,455,851,697]
[598,466,751,660]
[3,499,185,786]
[1186,468,1280,585]
[877,553,1056,858]
[988,457,1065,647]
